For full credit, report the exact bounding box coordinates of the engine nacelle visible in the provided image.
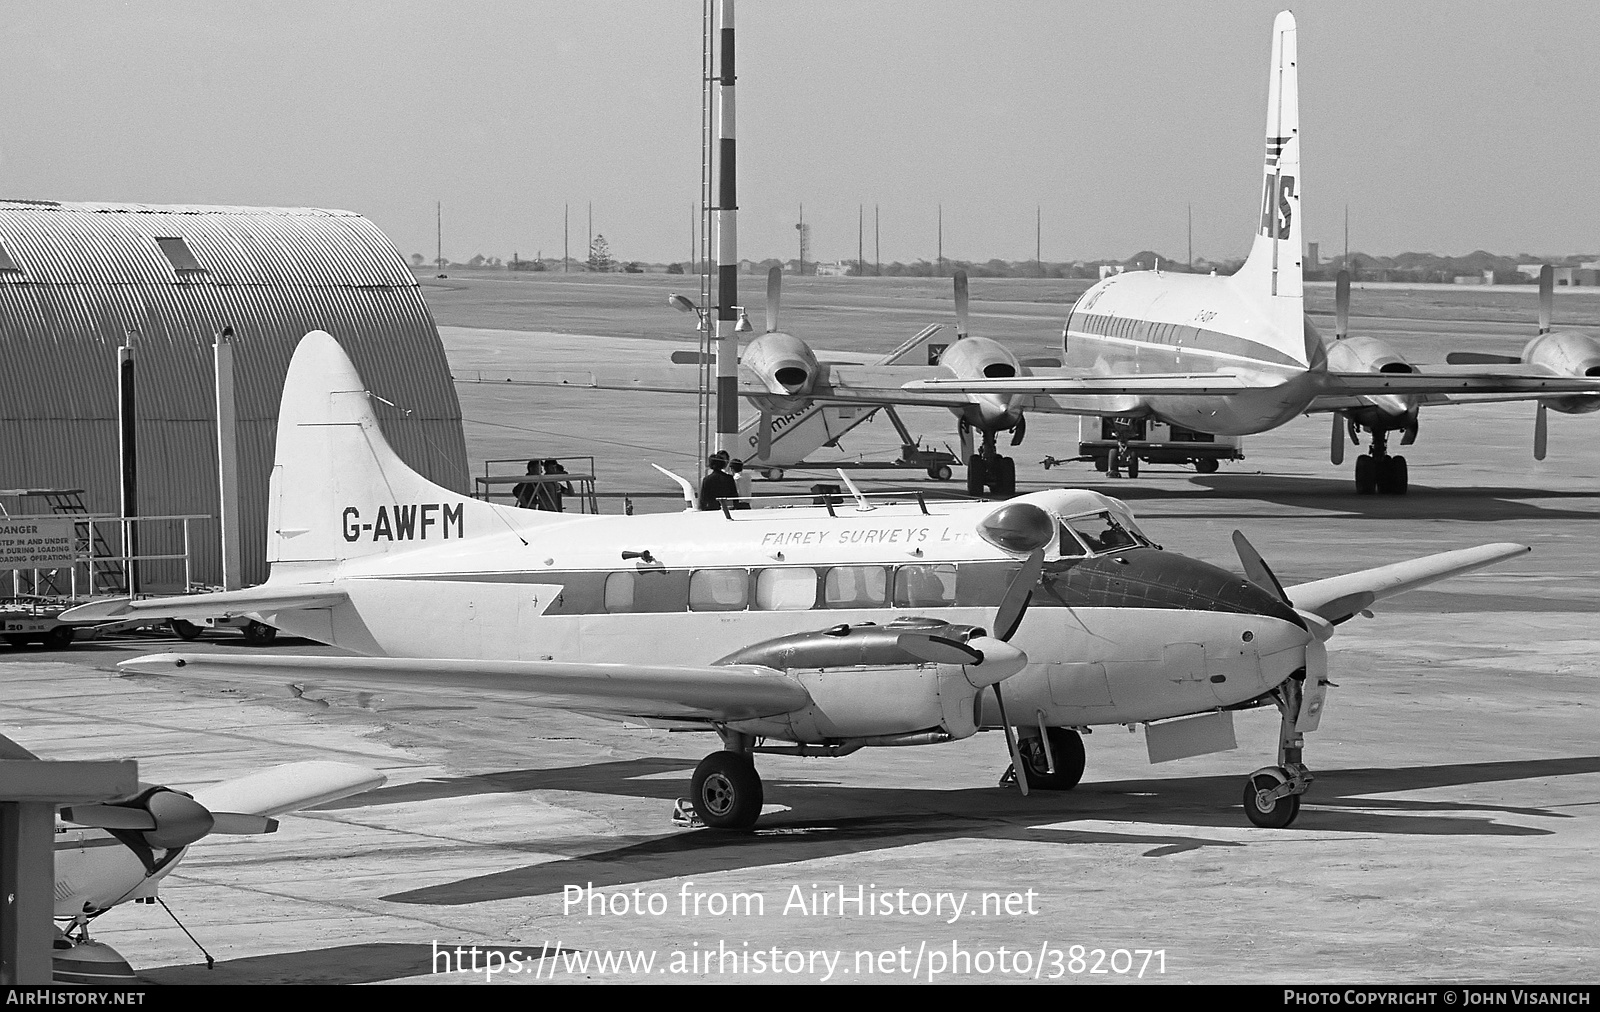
[1326,336,1419,433]
[717,620,996,744]
[741,332,820,410]
[938,336,1024,432]
[1525,331,1600,414]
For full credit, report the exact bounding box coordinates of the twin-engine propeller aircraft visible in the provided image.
[0,734,382,983]
[900,11,1600,494]
[67,331,1530,833]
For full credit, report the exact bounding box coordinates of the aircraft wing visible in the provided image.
[118,653,812,724]
[60,585,349,623]
[1286,543,1530,626]
[898,372,1255,396]
[189,761,387,818]
[1315,371,1600,398]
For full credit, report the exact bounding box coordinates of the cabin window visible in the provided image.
[893,564,957,608]
[689,568,749,612]
[755,568,817,611]
[604,570,689,613]
[824,565,888,608]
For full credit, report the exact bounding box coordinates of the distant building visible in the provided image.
[0,201,467,587]
[813,261,852,277]
[1517,264,1576,286]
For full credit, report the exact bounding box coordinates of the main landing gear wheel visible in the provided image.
[966,454,988,496]
[993,456,1017,497]
[169,619,202,641]
[1019,727,1086,791]
[1124,454,1139,479]
[242,620,277,646]
[1242,767,1302,828]
[691,752,764,831]
[1377,454,1408,495]
[1354,454,1377,495]
[1194,458,1219,474]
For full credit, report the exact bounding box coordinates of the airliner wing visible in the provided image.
[1316,372,1600,397]
[899,372,1254,396]
[118,653,812,723]
[1287,543,1529,626]
[60,586,349,623]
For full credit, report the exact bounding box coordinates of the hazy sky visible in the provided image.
[3,1,1596,266]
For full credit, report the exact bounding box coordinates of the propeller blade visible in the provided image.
[758,409,773,460]
[1538,265,1553,335]
[1335,269,1350,341]
[58,804,157,831]
[992,684,1029,797]
[1330,411,1345,466]
[766,265,782,333]
[1231,530,1289,604]
[1534,401,1548,461]
[897,632,983,666]
[993,549,1045,641]
[208,813,279,835]
[953,270,969,340]
[1009,415,1026,447]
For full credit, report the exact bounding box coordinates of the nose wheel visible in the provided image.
[1239,677,1316,828]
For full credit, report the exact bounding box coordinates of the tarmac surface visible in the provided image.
[3,273,1597,984]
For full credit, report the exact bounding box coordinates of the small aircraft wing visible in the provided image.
[118,653,812,724]
[189,761,387,818]
[60,585,349,623]
[1286,543,1529,626]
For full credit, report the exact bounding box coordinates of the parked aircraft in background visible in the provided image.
[70,331,1529,839]
[0,734,382,983]
[901,11,1600,494]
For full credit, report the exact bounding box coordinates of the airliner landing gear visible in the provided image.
[687,733,764,831]
[1353,430,1408,496]
[967,435,1017,498]
[1017,727,1086,790]
[1242,678,1315,828]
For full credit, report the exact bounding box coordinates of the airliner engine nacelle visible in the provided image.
[1325,335,1420,435]
[1525,331,1600,414]
[741,331,821,412]
[714,619,1025,744]
[937,336,1025,433]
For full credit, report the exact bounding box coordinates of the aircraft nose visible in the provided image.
[1050,550,1307,630]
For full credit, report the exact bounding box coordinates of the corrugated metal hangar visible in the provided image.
[0,200,468,588]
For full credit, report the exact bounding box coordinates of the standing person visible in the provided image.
[512,459,543,509]
[729,458,752,508]
[698,455,737,511]
[540,458,572,513]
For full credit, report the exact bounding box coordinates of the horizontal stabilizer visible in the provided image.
[119,653,812,723]
[189,761,386,818]
[61,586,348,624]
[1288,543,1529,625]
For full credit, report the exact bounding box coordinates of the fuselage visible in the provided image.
[269,489,1311,739]
[1063,270,1328,435]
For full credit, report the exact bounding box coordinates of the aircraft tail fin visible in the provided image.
[1231,11,1307,365]
[267,331,558,574]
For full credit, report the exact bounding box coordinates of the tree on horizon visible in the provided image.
[587,235,615,273]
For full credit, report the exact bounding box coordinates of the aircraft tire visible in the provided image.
[44,625,75,650]
[1194,458,1219,474]
[1019,728,1086,790]
[1389,455,1408,495]
[242,620,277,646]
[170,619,202,641]
[691,752,763,831]
[994,456,1017,496]
[1126,454,1140,479]
[966,455,988,496]
[1354,454,1377,495]
[1242,769,1301,828]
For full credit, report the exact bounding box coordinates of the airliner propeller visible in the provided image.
[765,265,782,334]
[954,270,970,342]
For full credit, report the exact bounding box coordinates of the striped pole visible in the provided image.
[714,0,738,454]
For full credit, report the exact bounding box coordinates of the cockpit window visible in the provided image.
[1056,523,1088,557]
[1062,511,1146,554]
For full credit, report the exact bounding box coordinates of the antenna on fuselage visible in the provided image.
[836,469,873,511]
